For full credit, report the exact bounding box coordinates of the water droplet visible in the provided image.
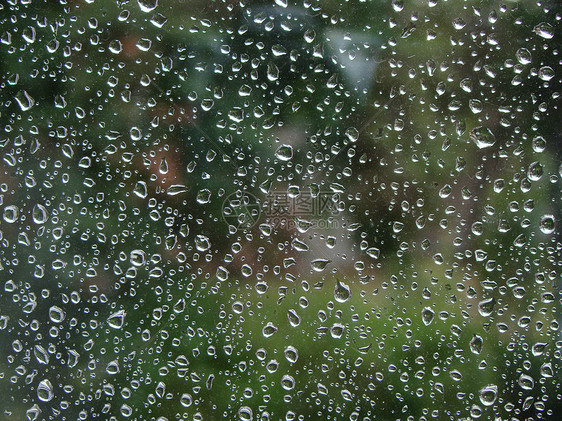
[479,384,497,406]
[275,144,293,161]
[34,345,49,364]
[291,238,309,252]
[241,264,252,277]
[37,379,54,402]
[284,346,298,363]
[238,406,253,421]
[311,259,330,272]
[195,235,210,252]
[334,280,351,303]
[108,39,123,54]
[531,342,547,357]
[538,66,554,81]
[281,374,295,390]
[133,181,148,198]
[287,309,300,327]
[345,127,359,142]
[533,22,554,39]
[167,184,188,195]
[421,307,434,326]
[138,0,158,13]
[130,249,146,266]
[470,126,495,149]
[527,161,543,181]
[540,362,553,378]
[470,335,483,354]
[180,393,193,407]
[3,205,19,223]
[262,322,278,338]
[330,323,345,338]
[127,127,141,142]
[449,369,462,381]
[478,298,495,317]
[304,29,316,43]
[540,215,555,234]
[452,17,466,30]
[106,360,120,375]
[518,373,534,390]
[107,310,126,329]
[15,90,35,111]
[216,266,229,281]
[197,189,211,204]
[49,305,66,323]
[516,47,532,65]
[32,204,48,224]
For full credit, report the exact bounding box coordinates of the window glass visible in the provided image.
[0,0,560,420]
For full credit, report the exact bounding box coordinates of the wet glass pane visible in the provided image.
[0,0,560,419]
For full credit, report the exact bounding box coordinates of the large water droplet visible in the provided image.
[15,90,35,111]
[421,307,434,326]
[195,235,211,252]
[262,322,278,338]
[275,144,293,161]
[470,335,483,354]
[330,323,345,338]
[49,305,66,323]
[470,126,496,149]
[478,298,495,317]
[32,204,48,224]
[37,379,54,402]
[287,309,300,327]
[107,310,126,329]
[3,205,19,223]
[284,346,299,363]
[311,259,330,272]
[334,280,351,303]
[539,215,555,234]
[518,373,534,390]
[533,22,554,39]
[479,384,497,406]
[138,0,158,13]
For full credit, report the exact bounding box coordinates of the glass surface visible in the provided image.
[0,0,560,419]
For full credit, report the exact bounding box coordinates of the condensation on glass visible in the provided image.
[0,0,560,420]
